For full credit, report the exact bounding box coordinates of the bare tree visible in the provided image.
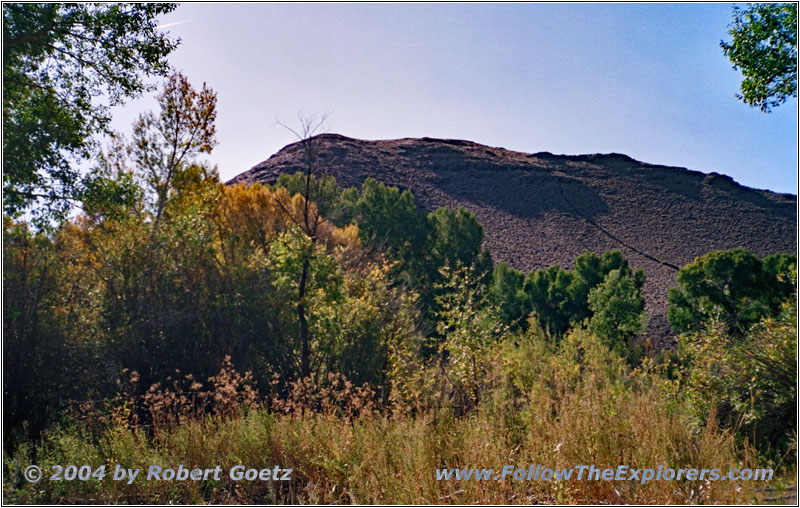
[274,113,329,379]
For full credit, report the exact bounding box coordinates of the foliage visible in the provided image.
[721,3,798,112]
[523,250,645,337]
[3,3,179,223]
[332,177,494,295]
[5,144,794,503]
[274,175,494,336]
[4,327,781,505]
[5,13,797,501]
[313,259,420,391]
[523,265,576,336]
[588,268,648,360]
[275,172,347,224]
[2,78,420,448]
[350,177,429,275]
[488,262,527,329]
[270,119,340,380]
[667,248,796,336]
[131,71,217,221]
[571,251,642,319]
[2,218,109,443]
[427,206,492,276]
[435,265,507,408]
[680,296,797,453]
[3,173,417,442]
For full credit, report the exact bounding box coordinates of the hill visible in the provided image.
[229,134,797,342]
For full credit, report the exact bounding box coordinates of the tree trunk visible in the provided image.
[298,257,311,379]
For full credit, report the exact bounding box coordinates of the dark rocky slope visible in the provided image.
[230,134,797,343]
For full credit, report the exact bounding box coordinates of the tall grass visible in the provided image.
[4,330,794,504]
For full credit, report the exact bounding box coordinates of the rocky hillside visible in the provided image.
[230,134,797,342]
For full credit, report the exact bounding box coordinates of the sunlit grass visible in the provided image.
[4,330,793,504]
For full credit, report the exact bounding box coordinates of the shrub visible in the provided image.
[679,297,797,455]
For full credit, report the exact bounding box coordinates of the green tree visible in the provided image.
[427,206,491,273]
[588,268,648,358]
[721,3,798,112]
[762,252,797,297]
[523,250,643,337]
[272,116,333,379]
[267,227,342,377]
[570,250,639,320]
[524,265,575,336]
[423,206,493,335]
[488,262,527,329]
[667,248,796,336]
[353,177,429,271]
[3,3,179,223]
[274,174,494,342]
[313,255,420,392]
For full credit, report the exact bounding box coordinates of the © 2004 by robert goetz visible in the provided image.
[24,464,292,484]
[435,464,774,484]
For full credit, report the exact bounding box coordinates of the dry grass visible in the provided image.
[4,332,795,504]
[4,409,788,504]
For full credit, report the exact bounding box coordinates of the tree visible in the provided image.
[570,250,639,320]
[588,268,648,358]
[667,248,796,336]
[354,178,429,268]
[524,264,575,336]
[427,206,491,274]
[131,71,217,224]
[272,116,331,379]
[3,3,179,223]
[77,72,220,389]
[488,262,527,329]
[422,206,493,337]
[523,250,644,337]
[721,3,798,112]
[275,171,349,224]
[435,265,506,408]
[3,218,107,444]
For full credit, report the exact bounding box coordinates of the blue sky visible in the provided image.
[110,3,798,194]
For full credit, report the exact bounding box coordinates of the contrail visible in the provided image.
[156,20,191,29]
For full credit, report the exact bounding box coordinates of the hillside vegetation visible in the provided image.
[232,133,796,343]
[4,74,797,505]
